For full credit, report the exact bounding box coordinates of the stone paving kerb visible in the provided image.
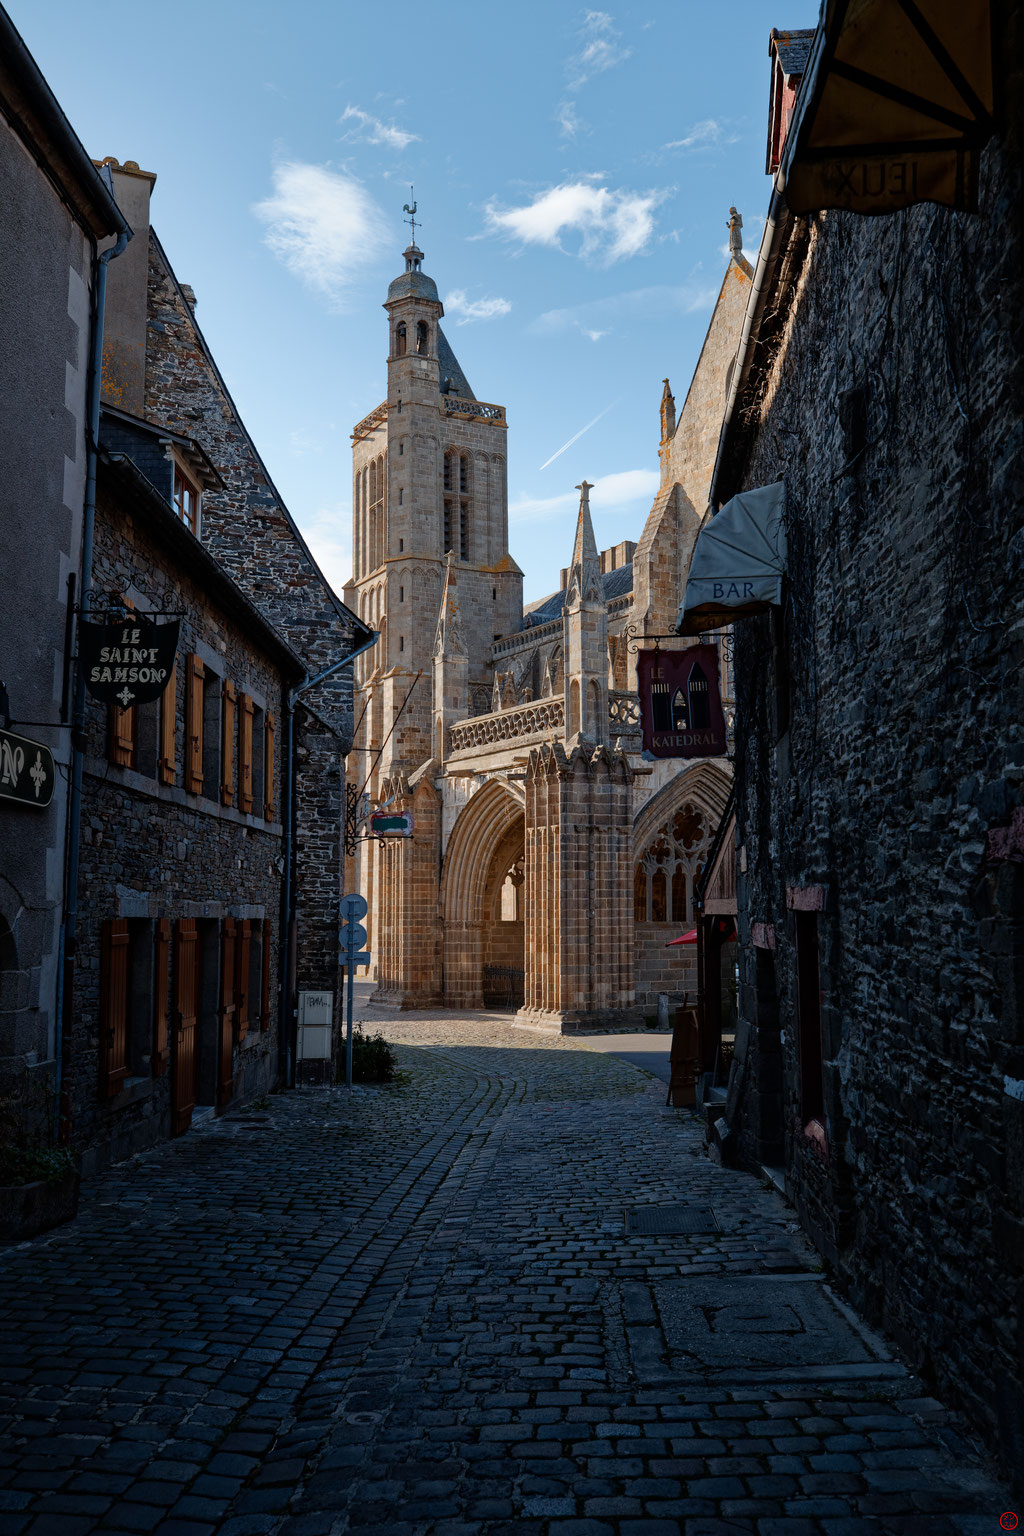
[0,1007,1014,1535]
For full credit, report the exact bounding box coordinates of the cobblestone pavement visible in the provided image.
[0,1009,1014,1536]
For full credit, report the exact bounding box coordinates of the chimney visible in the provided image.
[95,158,157,416]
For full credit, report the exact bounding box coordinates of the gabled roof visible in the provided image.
[437,326,475,400]
[523,563,634,628]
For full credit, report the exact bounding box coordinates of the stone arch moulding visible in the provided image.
[440,777,524,1009]
[632,759,732,861]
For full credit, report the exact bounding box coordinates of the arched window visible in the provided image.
[569,678,581,735]
[499,857,524,921]
[588,679,601,736]
[395,322,407,357]
[416,321,428,355]
[634,801,714,926]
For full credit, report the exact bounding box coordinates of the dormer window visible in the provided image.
[173,465,200,534]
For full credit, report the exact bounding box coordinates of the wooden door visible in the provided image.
[217,917,236,1109]
[173,919,198,1135]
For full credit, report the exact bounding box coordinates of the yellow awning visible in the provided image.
[786,0,994,216]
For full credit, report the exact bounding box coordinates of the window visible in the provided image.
[399,538,404,552]
[159,660,177,785]
[634,803,714,925]
[416,320,428,354]
[173,466,199,533]
[499,858,524,921]
[399,636,405,652]
[395,321,407,356]
[202,667,221,799]
[264,712,276,820]
[221,680,236,807]
[250,702,265,816]
[186,653,204,793]
[99,917,171,1094]
[398,488,404,505]
[443,450,471,560]
[399,586,404,603]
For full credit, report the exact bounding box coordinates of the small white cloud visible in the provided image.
[568,10,632,91]
[340,104,420,151]
[444,289,512,325]
[557,100,586,139]
[253,161,389,308]
[485,181,665,265]
[510,468,659,524]
[530,281,717,336]
[664,118,739,152]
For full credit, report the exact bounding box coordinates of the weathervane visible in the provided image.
[402,187,418,244]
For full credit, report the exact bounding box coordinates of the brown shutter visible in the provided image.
[217,917,236,1108]
[109,703,136,768]
[99,919,129,1096]
[236,919,251,1042]
[261,922,271,1032]
[186,653,204,794]
[172,919,198,1135]
[221,680,236,806]
[264,712,275,821]
[159,659,177,786]
[153,918,170,1076]
[240,694,254,814]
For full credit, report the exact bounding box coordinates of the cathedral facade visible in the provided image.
[345,225,751,1027]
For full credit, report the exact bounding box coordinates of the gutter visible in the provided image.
[56,214,132,1142]
[707,16,828,513]
[280,630,379,1089]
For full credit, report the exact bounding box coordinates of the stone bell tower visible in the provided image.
[346,224,522,1001]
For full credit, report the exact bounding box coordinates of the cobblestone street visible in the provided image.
[0,1010,1013,1535]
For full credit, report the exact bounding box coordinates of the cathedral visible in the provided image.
[344,219,751,1027]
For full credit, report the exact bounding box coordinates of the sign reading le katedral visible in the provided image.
[0,727,55,809]
[79,618,180,708]
[637,645,727,759]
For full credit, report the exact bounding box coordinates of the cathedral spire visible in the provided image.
[566,481,602,607]
[434,552,467,658]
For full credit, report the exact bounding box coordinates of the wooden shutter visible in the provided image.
[159,660,177,786]
[261,922,271,1032]
[240,694,254,814]
[153,918,170,1076]
[99,919,129,1096]
[172,919,198,1135]
[109,703,136,768]
[236,919,251,1042]
[217,917,236,1108]
[186,653,204,794]
[221,680,236,806]
[264,712,275,821]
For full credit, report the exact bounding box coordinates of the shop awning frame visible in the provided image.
[676,482,787,636]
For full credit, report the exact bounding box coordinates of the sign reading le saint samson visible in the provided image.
[79,618,180,708]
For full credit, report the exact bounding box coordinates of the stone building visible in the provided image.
[680,7,1024,1479]
[0,9,129,1141]
[346,229,751,1023]
[93,159,372,1091]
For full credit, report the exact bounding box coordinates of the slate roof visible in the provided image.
[438,326,475,399]
[771,27,815,78]
[386,269,439,303]
[522,562,634,628]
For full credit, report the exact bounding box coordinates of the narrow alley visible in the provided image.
[0,1012,1010,1535]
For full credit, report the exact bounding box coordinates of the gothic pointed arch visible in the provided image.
[441,778,524,1008]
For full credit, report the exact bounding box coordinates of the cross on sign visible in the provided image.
[116,686,135,707]
[29,753,46,798]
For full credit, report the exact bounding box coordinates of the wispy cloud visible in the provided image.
[568,10,632,90]
[296,503,352,598]
[556,100,586,139]
[664,117,739,152]
[538,402,618,471]
[253,161,389,308]
[340,104,419,151]
[485,181,665,265]
[530,280,718,339]
[444,289,512,325]
[511,469,659,524]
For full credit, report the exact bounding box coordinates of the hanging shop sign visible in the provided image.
[0,727,55,809]
[637,646,727,759]
[79,617,180,708]
[369,810,414,839]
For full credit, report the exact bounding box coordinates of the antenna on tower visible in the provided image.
[402,187,418,244]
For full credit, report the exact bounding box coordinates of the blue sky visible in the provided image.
[15,0,820,603]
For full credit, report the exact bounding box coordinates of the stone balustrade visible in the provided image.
[449,696,564,753]
[352,402,387,441]
[609,691,641,734]
[443,397,506,423]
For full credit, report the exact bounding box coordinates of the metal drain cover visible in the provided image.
[624,1204,719,1235]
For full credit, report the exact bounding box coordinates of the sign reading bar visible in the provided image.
[637,647,727,760]
[369,810,414,839]
[79,617,180,708]
[0,727,55,809]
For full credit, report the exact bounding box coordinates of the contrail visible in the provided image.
[538,401,617,471]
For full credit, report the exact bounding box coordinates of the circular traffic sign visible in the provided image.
[340,892,368,919]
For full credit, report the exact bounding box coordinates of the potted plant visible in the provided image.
[0,1077,80,1242]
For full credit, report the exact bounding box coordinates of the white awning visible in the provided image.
[676,482,787,636]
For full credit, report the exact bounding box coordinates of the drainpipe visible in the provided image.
[280,630,378,1089]
[55,223,131,1142]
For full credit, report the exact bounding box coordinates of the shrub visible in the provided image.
[0,1144,76,1187]
[350,1029,398,1084]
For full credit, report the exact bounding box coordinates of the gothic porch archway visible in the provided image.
[440,778,524,1008]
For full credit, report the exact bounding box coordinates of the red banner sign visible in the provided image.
[637,646,727,758]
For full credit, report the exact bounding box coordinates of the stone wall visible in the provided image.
[72,476,288,1171]
[635,926,696,1009]
[727,53,1024,1474]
